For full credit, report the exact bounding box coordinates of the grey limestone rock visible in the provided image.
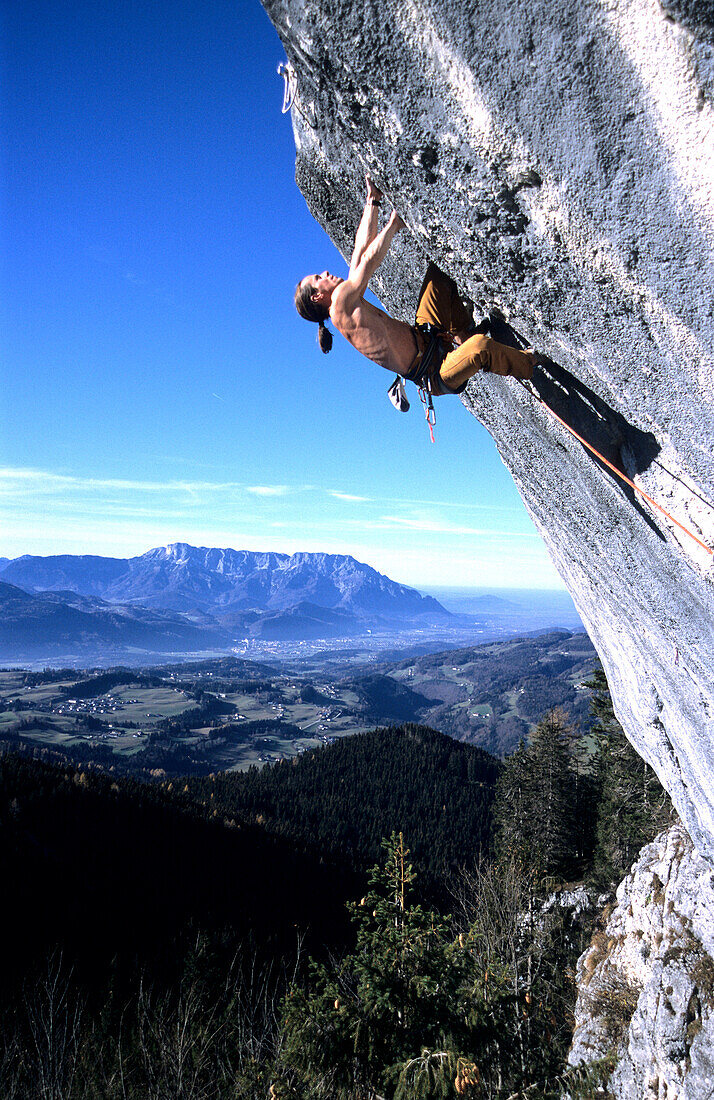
[569,825,714,1098]
[264,0,714,857]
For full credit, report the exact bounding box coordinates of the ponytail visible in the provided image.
[318,320,333,354]
[295,279,333,354]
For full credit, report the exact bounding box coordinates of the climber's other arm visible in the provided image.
[349,176,383,274]
[338,210,405,313]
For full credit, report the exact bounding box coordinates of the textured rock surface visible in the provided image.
[264,0,714,855]
[569,825,714,1097]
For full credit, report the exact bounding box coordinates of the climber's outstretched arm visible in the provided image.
[349,176,383,274]
[338,210,405,312]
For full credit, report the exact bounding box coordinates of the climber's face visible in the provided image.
[308,271,342,304]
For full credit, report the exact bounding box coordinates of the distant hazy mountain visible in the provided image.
[1,554,128,596]
[0,543,448,622]
[0,579,230,659]
[227,600,364,641]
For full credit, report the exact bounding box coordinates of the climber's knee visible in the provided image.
[470,334,490,368]
[415,265,454,329]
[455,334,490,375]
[439,336,488,392]
[480,336,535,379]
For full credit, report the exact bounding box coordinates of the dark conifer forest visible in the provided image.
[189,725,500,898]
[0,665,674,1097]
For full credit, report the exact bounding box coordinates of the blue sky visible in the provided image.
[1,0,566,591]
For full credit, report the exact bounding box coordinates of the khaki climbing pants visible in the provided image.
[414,263,535,393]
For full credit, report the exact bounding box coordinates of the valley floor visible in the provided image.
[0,630,596,774]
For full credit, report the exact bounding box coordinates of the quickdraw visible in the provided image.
[411,324,446,444]
[387,325,443,441]
[276,60,318,129]
[277,61,297,113]
[418,386,437,444]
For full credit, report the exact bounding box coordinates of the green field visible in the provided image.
[0,668,372,774]
[111,686,192,723]
[0,679,76,705]
[0,631,597,772]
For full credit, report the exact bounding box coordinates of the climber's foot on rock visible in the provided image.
[524,348,544,369]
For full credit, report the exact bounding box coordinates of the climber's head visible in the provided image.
[295,271,342,353]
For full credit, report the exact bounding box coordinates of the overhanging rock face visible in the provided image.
[263,0,714,854]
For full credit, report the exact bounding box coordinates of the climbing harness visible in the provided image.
[518,379,714,557]
[390,324,446,443]
[277,61,296,113]
[412,325,448,443]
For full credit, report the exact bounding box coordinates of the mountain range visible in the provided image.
[0,580,230,658]
[0,544,449,659]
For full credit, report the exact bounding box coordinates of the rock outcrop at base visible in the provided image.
[569,825,714,1098]
[263,0,714,856]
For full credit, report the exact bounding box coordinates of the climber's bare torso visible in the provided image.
[329,288,417,376]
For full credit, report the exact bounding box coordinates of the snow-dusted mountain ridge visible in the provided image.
[0,543,447,620]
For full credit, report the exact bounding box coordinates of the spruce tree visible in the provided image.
[275,834,522,1098]
[528,707,577,878]
[277,832,462,1098]
[586,667,672,889]
[493,709,577,881]
[492,740,532,868]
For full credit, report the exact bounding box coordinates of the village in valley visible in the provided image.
[0,630,597,776]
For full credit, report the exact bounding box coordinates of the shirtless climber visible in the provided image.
[295,175,538,399]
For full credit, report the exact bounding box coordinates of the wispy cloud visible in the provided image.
[244,485,292,497]
[376,515,541,539]
[328,490,371,503]
[374,494,525,515]
[0,465,559,588]
[0,468,523,519]
[0,468,244,496]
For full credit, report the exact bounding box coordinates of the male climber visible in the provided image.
[295,175,538,398]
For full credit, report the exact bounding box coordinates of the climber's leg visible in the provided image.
[415,264,474,338]
[439,334,536,392]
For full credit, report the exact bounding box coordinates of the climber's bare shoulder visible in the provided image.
[329,285,416,374]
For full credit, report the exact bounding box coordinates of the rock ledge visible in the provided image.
[569,825,714,1098]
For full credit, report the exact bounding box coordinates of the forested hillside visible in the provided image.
[0,725,499,996]
[0,664,673,1095]
[389,631,596,755]
[0,667,676,1097]
[0,752,354,995]
[190,725,500,896]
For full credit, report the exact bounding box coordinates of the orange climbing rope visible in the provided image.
[517,379,714,557]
